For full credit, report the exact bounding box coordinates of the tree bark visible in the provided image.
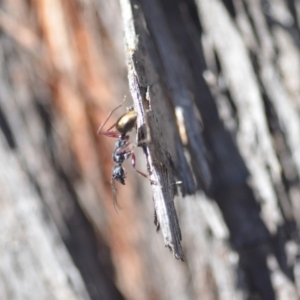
[0,0,300,299]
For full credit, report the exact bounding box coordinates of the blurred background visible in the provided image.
[1,0,300,299]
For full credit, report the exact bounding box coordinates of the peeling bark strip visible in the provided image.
[119,0,212,259]
[139,0,211,190]
[129,75,184,259]
[119,0,189,260]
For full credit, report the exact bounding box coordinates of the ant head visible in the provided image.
[112,165,126,185]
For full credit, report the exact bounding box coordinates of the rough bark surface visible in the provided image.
[0,0,300,299]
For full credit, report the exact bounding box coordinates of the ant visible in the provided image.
[98,102,153,209]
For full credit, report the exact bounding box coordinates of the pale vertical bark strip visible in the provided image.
[0,133,91,300]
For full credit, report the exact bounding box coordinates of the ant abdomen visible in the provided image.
[115,111,137,134]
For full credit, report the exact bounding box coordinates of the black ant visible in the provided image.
[98,102,153,209]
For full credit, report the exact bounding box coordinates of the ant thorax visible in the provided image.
[112,135,131,164]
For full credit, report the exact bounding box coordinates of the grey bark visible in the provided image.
[1,0,300,299]
[0,8,123,299]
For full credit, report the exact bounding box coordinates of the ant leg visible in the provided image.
[97,96,126,135]
[131,151,157,184]
[97,104,122,134]
[111,177,121,212]
[101,130,120,138]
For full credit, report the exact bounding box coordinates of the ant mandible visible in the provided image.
[98,101,153,209]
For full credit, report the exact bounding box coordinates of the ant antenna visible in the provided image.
[111,178,122,212]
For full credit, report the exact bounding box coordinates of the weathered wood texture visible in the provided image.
[0,0,300,299]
